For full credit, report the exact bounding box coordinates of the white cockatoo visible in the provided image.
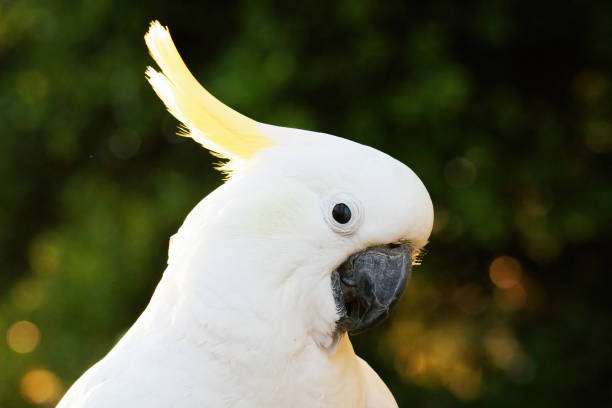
[58,21,433,408]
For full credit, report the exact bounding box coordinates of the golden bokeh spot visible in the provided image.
[7,320,40,354]
[20,369,62,405]
[494,283,527,312]
[489,256,522,288]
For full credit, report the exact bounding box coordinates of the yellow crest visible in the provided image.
[144,21,274,169]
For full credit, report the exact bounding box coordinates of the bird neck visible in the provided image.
[140,237,338,356]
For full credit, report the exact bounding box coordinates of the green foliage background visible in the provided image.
[1,0,611,406]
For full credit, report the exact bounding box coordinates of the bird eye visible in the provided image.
[332,203,351,224]
[323,193,363,236]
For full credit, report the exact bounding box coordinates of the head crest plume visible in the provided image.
[144,21,274,173]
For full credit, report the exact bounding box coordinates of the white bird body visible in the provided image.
[58,22,433,408]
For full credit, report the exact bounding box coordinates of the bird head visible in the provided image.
[145,21,433,353]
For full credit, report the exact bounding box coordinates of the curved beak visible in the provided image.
[332,244,412,335]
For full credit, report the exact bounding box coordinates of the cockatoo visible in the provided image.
[58,21,433,407]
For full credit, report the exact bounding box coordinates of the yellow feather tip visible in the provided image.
[144,20,274,168]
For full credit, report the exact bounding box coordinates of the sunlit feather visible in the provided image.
[144,21,274,167]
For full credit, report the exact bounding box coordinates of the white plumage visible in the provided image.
[58,22,433,407]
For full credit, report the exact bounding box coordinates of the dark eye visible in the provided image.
[332,203,351,224]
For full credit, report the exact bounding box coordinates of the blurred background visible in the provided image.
[1,0,611,406]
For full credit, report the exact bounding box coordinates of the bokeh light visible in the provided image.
[20,369,62,405]
[6,320,40,354]
[489,256,522,288]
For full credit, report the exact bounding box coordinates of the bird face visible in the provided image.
[202,128,434,352]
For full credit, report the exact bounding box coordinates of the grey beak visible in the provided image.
[332,244,412,335]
